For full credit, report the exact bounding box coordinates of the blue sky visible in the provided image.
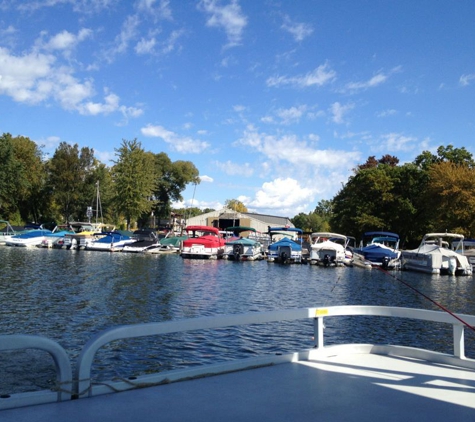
[1,1,474,217]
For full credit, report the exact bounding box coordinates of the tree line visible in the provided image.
[0,133,199,229]
[291,145,475,248]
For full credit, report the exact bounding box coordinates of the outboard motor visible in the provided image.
[233,244,243,261]
[382,256,390,269]
[323,254,331,267]
[279,246,291,264]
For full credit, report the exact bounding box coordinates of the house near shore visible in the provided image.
[182,208,294,234]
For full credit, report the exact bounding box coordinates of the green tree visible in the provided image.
[46,142,97,222]
[224,199,248,213]
[111,139,157,229]
[414,145,475,170]
[0,134,25,222]
[152,153,200,219]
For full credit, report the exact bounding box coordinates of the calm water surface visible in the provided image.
[1,246,475,394]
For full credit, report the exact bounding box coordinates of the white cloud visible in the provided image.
[247,178,313,215]
[281,15,313,42]
[376,133,418,153]
[141,124,210,153]
[199,175,214,182]
[377,109,397,118]
[198,0,248,48]
[330,102,354,124]
[214,160,254,177]
[266,62,336,88]
[344,66,401,92]
[136,0,173,20]
[460,73,475,86]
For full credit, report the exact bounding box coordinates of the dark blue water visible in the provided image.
[1,247,475,395]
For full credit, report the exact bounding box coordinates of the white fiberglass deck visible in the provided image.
[2,306,475,421]
[2,348,475,422]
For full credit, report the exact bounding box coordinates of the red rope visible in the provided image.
[377,267,475,333]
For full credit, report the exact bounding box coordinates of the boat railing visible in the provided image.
[1,305,475,410]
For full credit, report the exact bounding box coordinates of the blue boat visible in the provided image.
[352,231,401,269]
[267,227,303,264]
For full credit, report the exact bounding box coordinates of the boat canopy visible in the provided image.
[268,237,302,251]
[225,226,256,235]
[225,237,259,246]
[269,227,303,234]
[185,225,220,235]
[363,231,399,239]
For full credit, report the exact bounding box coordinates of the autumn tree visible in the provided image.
[424,162,475,236]
[224,199,248,213]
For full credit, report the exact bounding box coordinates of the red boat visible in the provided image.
[180,226,226,259]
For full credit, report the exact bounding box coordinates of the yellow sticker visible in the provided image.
[315,308,328,316]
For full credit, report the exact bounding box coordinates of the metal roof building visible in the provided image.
[183,208,294,234]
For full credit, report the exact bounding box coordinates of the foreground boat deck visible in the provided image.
[3,351,475,422]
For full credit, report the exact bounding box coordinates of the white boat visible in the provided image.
[2,305,475,419]
[122,229,160,253]
[0,220,18,245]
[86,231,136,252]
[180,226,226,259]
[352,231,401,269]
[451,238,475,272]
[223,226,265,261]
[36,224,76,248]
[401,232,472,275]
[5,228,53,247]
[61,222,105,250]
[309,232,349,266]
[267,227,303,263]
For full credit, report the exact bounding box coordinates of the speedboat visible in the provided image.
[223,226,265,261]
[352,231,401,269]
[38,225,76,248]
[122,229,160,253]
[401,232,472,275]
[309,232,349,266]
[87,231,136,252]
[62,222,104,250]
[6,228,53,247]
[452,238,475,271]
[267,227,303,264]
[143,232,188,254]
[0,220,18,245]
[180,226,226,259]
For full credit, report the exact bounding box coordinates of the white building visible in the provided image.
[183,208,294,234]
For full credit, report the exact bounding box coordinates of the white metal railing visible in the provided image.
[1,305,475,410]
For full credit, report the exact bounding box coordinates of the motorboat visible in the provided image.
[452,238,475,271]
[122,229,160,253]
[223,226,265,261]
[309,232,350,266]
[2,305,475,419]
[352,231,401,269]
[86,231,136,252]
[0,220,18,245]
[38,225,76,248]
[62,222,105,250]
[180,226,226,259]
[5,227,53,247]
[401,232,472,275]
[267,227,303,264]
[143,232,188,254]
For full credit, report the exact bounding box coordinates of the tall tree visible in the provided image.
[425,162,475,236]
[152,152,200,219]
[111,139,156,229]
[46,142,97,222]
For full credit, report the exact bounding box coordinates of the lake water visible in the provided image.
[1,246,475,395]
